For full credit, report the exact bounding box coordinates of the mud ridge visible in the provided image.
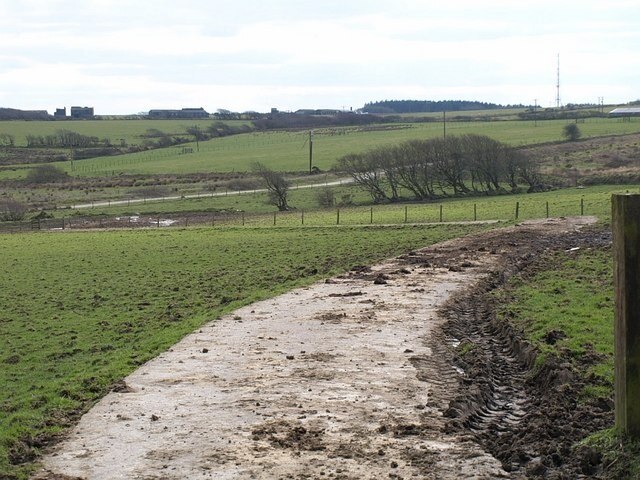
[438,225,614,478]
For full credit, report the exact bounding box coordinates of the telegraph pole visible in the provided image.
[443,111,446,139]
[309,130,314,174]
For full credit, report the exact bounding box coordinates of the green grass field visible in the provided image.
[52,184,638,227]
[0,222,492,479]
[0,119,250,148]
[1,117,639,179]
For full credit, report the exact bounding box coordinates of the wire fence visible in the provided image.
[0,196,610,233]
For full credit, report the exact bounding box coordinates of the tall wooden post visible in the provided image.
[612,193,640,437]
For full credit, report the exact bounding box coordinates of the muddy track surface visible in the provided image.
[35,217,598,480]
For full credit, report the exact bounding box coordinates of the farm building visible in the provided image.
[148,107,210,119]
[609,107,640,117]
[70,106,94,119]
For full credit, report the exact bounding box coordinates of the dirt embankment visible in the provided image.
[34,217,604,479]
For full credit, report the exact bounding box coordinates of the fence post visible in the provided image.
[404,206,408,223]
[62,218,65,230]
[581,197,584,216]
[546,201,549,218]
[273,211,277,226]
[474,203,477,221]
[301,210,304,225]
[612,193,640,437]
[370,207,373,224]
[337,208,340,225]
[515,201,520,220]
[157,217,160,228]
[439,204,443,223]
[242,212,245,226]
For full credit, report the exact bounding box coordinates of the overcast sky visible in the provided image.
[1,0,638,114]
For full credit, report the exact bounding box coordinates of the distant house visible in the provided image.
[148,107,209,119]
[70,106,94,119]
[54,107,66,118]
[609,107,640,117]
[294,108,343,116]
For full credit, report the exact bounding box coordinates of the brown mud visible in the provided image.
[33,217,609,479]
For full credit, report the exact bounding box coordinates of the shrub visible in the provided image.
[25,165,70,184]
[563,123,581,142]
[315,186,335,207]
[0,198,28,221]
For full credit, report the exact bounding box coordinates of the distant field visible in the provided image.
[0,222,491,479]
[0,119,250,147]
[1,117,639,179]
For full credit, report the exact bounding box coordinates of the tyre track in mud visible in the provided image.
[437,218,614,478]
[34,217,598,480]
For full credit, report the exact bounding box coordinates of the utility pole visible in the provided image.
[193,125,200,152]
[443,111,446,139]
[309,130,314,174]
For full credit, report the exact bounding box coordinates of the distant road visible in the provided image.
[70,178,352,210]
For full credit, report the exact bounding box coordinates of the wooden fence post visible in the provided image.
[370,207,373,224]
[404,206,408,223]
[337,208,340,225]
[546,201,549,218]
[515,201,520,220]
[439,204,443,223]
[474,203,477,221]
[612,193,640,437]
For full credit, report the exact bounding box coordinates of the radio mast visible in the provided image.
[556,54,561,108]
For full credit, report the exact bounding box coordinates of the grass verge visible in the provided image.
[494,229,640,477]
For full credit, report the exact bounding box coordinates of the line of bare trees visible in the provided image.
[336,134,542,202]
[26,129,103,148]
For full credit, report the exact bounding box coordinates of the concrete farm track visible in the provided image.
[35,217,599,480]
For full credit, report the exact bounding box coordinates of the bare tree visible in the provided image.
[431,137,469,195]
[394,140,436,200]
[518,155,544,192]
[462,134,505,193]
[251,162,291,211]
[336,153,389,203]
[370,147,401,202]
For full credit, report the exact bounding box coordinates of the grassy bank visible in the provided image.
[495,233,640,478]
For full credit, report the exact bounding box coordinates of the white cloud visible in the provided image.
[0,0,638,112]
